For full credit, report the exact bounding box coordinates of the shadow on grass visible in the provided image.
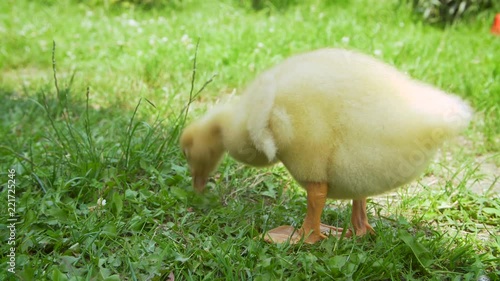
[0,83,187,194]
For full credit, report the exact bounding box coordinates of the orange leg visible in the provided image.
[299,182,331,243]
[351,199,375,236]
[264,183,343,244]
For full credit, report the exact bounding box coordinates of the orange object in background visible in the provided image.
[492,14,500,35]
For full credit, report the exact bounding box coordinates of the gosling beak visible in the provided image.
[193,175,208,192]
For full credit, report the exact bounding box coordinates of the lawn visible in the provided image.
[0,0,499,280]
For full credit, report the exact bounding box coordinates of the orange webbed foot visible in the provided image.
[264,183,347,244]
[263,224,344,244]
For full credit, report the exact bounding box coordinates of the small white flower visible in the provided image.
[181,34,191,45]
[39,40,48,50]
[477,275,490,281]
[341,36,350,44]
[374,49,382,56]
[257,42,264,48]
[127,19,139,27]
[97,198,107,207]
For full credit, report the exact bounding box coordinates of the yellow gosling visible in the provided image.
[180,48,472,244]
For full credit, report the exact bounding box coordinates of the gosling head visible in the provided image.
[180,120,225,192]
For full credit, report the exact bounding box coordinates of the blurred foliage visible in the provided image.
[248,0,299,11]
[76,0,186,10]
[238,0,351,12]
[407,0,496,24]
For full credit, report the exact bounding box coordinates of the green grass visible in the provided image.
[0,0,499,280]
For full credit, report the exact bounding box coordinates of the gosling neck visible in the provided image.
[213,104,272,167]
